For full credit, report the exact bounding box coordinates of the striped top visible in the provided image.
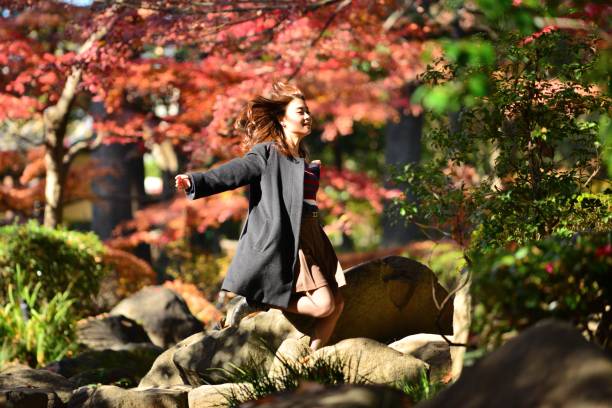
[304,161,320,205]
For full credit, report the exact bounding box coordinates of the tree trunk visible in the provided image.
[91,141,151,265]
[43,144,67,228]
[91,142,146,240]
[381,84,424,246]
[42,102,72,228]
[40,22,115,228]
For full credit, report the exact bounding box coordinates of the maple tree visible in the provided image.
[1,0,608,247]
[1,0,444,244]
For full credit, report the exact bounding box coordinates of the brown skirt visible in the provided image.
[293,213,347,293]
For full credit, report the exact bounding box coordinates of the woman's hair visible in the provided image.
[235,81,309,159]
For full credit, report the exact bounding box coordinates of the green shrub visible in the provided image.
[0,265,78,368]
[0,220,107,314]
[471,232,612,348]
[390,28,610,350]
[394,31,610,252]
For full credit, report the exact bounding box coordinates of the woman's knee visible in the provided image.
[310,287,335,318]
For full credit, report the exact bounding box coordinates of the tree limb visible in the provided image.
[63,131,105,167]
[432,269,470,347]
[287,0,352,81]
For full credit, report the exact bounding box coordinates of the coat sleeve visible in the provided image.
[185,143,269,200]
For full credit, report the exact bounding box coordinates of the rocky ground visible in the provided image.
[1,256,610,407]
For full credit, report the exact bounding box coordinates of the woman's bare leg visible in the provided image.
[309,291,344,350]
[283,286,345,350]
[285,285,336,318]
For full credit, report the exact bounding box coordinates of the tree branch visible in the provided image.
[432,269,470,348]
[63,131,105,167]
[110,0,346,15]
[287,0,352,81]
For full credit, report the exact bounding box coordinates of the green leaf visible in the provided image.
[467,74,488,96]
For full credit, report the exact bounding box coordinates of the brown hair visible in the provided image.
[235,82,309,159]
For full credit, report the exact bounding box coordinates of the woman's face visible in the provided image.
[280,98,312,138]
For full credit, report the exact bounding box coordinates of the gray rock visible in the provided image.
[67,385,96,408]
[421,319,612,408]
[312,337,429,385]
[388,333,453,354]
[188,383,254,408]
[173,309,302,386]
[79,385,189,408]
[140,309,302,388]
[239,383,412,407]
[0,368,75,403]
[110,286,203,348]
[388,334,452,381]
[47,345,162,388]
[139,332,207,389]
[0,363,31,374]
[0,387,63,408]
[326,256,453,344]
[267,337,312,379]
[225,296,266,327]
[77,314,152,350]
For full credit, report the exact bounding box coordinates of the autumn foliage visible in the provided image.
[1,0,433,242]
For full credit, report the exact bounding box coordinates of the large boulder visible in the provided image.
[76,314,152,350]
[267,337,312,379]
[173,309,302,386]
[138,332,208,389]
[188,383,254,408]
[140,309,302,388]
[421,319,612,408]
[327,256,453,344]
[312,338,428,385]
[110,286,203,348]
[0,368,75,403]
[74,385,189,408]
[46,345,162,388]
[238,383,413,407]
[0,387,63,408]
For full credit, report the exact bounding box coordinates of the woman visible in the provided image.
[175,82,346,350]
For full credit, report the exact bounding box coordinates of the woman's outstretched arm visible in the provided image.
[176,142,269,200]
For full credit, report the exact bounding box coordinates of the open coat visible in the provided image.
[186,141,345,309]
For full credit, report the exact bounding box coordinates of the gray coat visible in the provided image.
[186,141,320,308]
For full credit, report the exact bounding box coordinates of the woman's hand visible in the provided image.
[175,174,192,191]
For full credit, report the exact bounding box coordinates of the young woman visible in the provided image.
[175,82,346,350]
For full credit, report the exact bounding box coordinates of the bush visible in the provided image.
[471,232,612,348]
[0,220,107,314]
[390,28,610,351]
[394,31,610,252]
[0,265,78,368]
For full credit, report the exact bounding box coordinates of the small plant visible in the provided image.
[0,265,78,368]
[395,369,446,403]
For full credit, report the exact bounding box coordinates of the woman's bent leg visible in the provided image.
[309,291,344,350]
[286,285,336,318]
[283,287,345,350]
